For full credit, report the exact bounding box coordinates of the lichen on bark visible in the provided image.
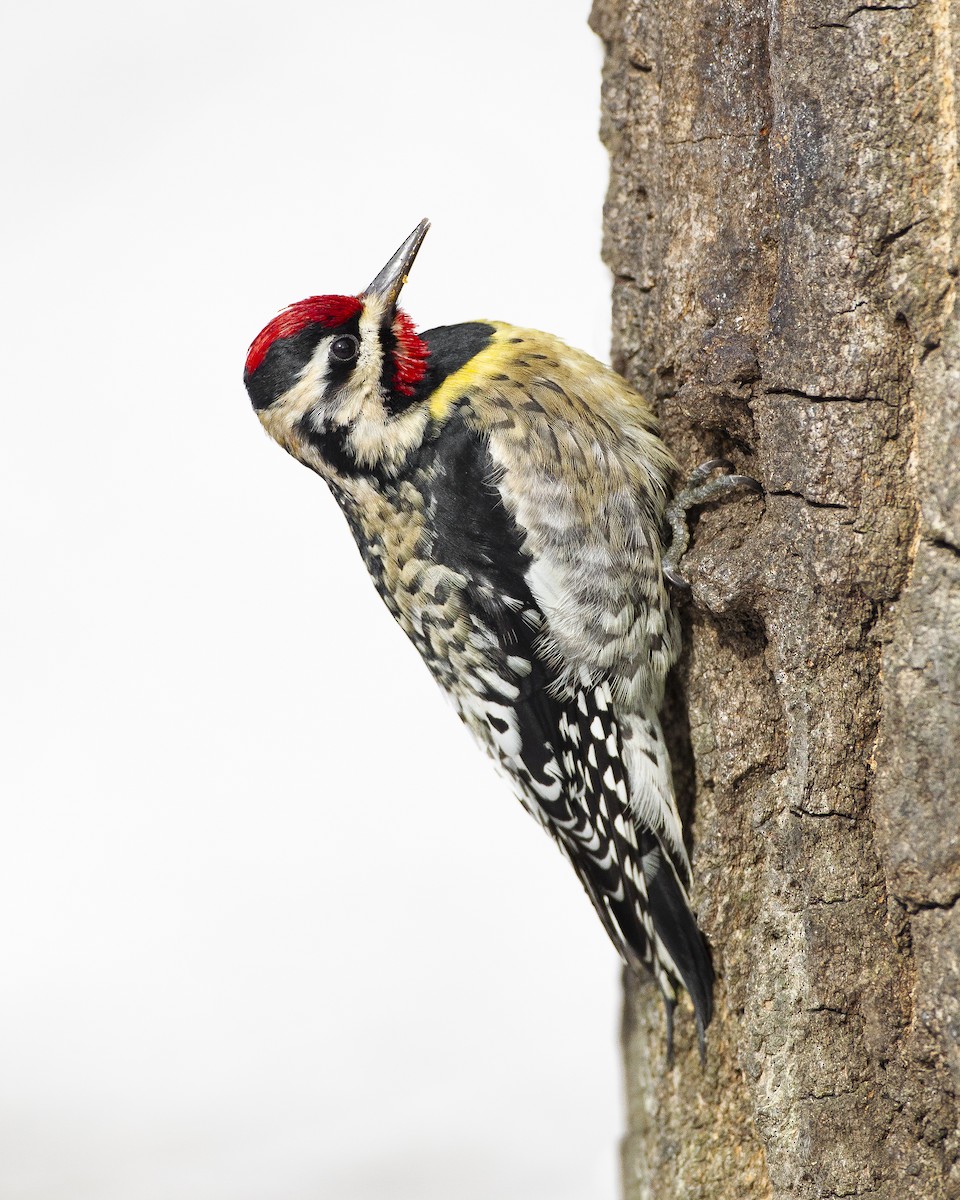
[589,1,960,1197]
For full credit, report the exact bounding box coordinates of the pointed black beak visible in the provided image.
[363,219,430,309]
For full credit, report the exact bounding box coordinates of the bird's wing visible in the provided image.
[422,412,711,1033]
[459,358,690,876]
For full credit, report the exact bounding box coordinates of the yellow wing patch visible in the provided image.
[428,322,517,421]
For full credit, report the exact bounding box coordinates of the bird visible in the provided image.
[243,219,756,1052]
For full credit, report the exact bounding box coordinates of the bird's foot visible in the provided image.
[662,458,762,588]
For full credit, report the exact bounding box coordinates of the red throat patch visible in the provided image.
[391,310,429,396]
[244,295,363,377]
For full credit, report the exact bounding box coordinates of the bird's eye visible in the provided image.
[330,335,360,363]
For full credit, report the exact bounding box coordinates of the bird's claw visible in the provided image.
[663,564,692,590]
[662,458,762,588]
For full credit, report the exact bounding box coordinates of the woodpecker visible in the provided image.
[243,220,757,1051]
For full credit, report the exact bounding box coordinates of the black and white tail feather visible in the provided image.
[554,683,713,1058]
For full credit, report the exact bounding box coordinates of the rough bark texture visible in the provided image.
[589,2,960,1197]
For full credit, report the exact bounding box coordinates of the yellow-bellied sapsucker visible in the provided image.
[243,220,757,1049]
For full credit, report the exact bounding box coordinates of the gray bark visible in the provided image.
[589,1,960,1197]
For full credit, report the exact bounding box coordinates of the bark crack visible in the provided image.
[663,133,756,147]
[762,386,879,404]
[930,535,960,558]
[904,891,960,913]
[875,217,928,253]
[812,2,919,30]
[767,488,851,512]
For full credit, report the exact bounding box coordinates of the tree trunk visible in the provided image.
[589,1,960,1197]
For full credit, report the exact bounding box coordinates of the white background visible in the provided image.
[0,3,623,1197]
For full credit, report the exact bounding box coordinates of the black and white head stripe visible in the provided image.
[244,311,363,411]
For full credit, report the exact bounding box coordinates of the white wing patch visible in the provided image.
[621,712,690,879]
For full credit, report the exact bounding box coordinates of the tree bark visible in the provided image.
[589,1,960,1197]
